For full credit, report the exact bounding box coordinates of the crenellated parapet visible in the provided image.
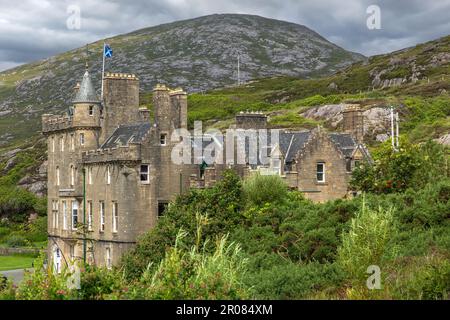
[42,114,73,133]
[82,144,142,164]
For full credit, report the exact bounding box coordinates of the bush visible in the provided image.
[120,170,244,280]
[121,231,249,300]
[350,139,448,193]
[5,234,28,247]
[337,200,397,281]
[243,174,288,207]
[245,260,344,299]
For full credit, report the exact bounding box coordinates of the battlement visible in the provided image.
[104,72,138,80]
[42,114,73,133]
[82,144,142,164]
[153,83,169,91]
[169,88,187,96]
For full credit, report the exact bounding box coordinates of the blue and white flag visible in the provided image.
[104,44,113,58]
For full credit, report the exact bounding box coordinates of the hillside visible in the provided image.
[0,32,449,202]
[0,14,364,146]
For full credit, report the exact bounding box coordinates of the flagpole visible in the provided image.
[101,42,105,102]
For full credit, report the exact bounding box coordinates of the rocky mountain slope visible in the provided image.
[0,14,364,146]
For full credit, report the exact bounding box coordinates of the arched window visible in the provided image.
[70,165,75,186]
[56,166,60,186]
[106,166,111,185]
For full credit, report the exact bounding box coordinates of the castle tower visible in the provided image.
[152,84,191,212]
[100,73,141,143]
[342,105,364,142]
[71,66,102,151]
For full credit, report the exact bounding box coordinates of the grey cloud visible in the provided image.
[0,0,449,71]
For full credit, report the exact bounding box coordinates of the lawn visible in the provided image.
[0,255,35,271]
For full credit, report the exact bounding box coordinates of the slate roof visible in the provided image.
[101,123,151,149]
[329,133,357,157]
[73,70,100,104]
[190,130,362,166]
[279,131,311,162]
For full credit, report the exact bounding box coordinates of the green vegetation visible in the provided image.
[0,255,36,272]
[2,137,447,300]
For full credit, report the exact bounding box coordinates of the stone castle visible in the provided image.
[42,66,370,270]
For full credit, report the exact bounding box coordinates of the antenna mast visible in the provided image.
[395,111,400,149]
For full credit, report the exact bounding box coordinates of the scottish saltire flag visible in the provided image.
[104,44,113,58]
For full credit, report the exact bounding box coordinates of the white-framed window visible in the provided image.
[56,166,60,186]
[87,201,93,231]
[99,201,105,232]
[105,247,112,269]
[316,162,325,183]
[51,137,55,153]
[70,134,75,151]
[60,136,64,152]
[62,201,68,230]
[160,133,167,146]
[80,133,85,146]
[88,105,94,116]
[140,164,149,183]
[112,202,118,233]
[88,167,93,185]
[106,166,111,185]
[71,201,78,230]
[70,165,76,186]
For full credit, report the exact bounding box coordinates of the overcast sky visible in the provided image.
[0,0,449,71]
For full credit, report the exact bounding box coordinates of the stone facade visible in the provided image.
[43,67,371,271]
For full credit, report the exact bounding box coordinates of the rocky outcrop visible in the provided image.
[17,160,47,197]
[435,134,450,146]
[301,104,392,138]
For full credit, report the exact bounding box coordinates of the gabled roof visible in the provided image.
[73,69,100,104]
[101,123,151,149]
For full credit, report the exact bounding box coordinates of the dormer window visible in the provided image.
[160,134,167,146]
[88,105,94,116]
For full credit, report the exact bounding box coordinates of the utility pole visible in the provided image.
[395,111,400,149]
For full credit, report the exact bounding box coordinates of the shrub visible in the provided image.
[123,232,249,300]
[350,139,448,194]
[5,234,28,247]
[243,174,288,207]
[120,170,244,280]
[245,260,344,299]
